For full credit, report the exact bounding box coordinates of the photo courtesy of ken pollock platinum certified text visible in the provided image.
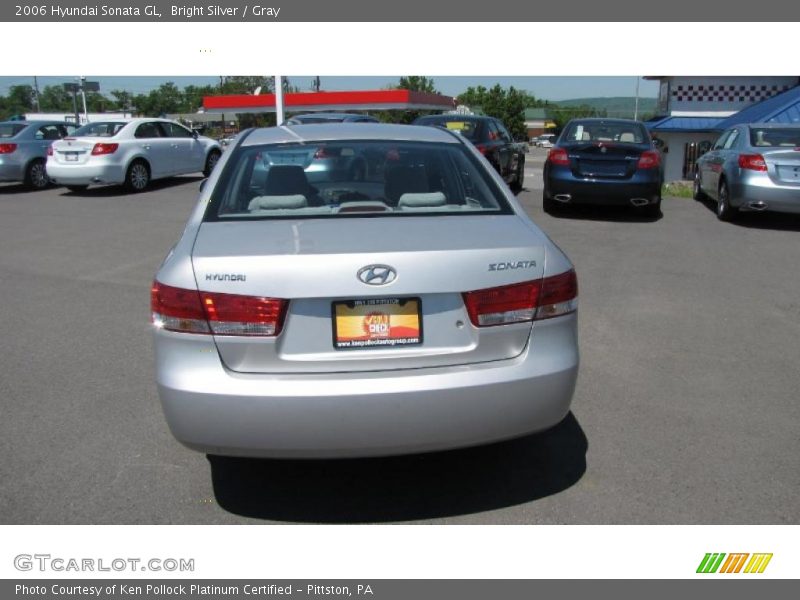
[16,584,375,596]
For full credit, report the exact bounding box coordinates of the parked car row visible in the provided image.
[1,118,222,192]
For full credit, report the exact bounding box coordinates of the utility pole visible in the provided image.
[275,75,284,125]
[80,76,88,123]
[33,76,41,112]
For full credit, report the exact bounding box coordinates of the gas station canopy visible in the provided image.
[202,89,455,114]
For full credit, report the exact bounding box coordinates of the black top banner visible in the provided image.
[3,0,799,21]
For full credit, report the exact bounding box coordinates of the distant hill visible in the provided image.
[550,97,658,118]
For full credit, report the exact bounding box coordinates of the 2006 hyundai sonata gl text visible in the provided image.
[151,123,579,458]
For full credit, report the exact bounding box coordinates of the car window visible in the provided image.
[750,127,800,147]
[712,130,731,150]
[164,123,194,138]
[206,140,512,221]
[35,125,62,141]
[134,122,165,138]
[58,124,78,138]
[723,129,740,150]
[495,121,513,143]
[417,118,481,142]
[0,123,26,138]
[73,122,127,137]
[562,121,648,144]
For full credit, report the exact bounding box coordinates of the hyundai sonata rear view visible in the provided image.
[151,123,579,458]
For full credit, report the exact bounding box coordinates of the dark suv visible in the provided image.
[412,114,526,193]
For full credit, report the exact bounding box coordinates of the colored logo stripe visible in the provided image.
[697,553,726,573]
[744,554,773,574]
[697,553,773,574]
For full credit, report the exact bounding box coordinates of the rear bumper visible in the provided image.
[0,160,24,182]
[730,179,800,214]
[154,314,579,458]
[45,161,126,186]
[546,167,661,205]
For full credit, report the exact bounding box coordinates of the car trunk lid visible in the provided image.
[764,148,800,185]
[191,215,547,373]
[564,142,645,179]
[50,137,106,165]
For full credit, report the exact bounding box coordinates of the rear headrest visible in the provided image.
[619,132,635,143]
[264,165,311,196]
[248,195,307,210]
[398,192,447,209]
[385,165,429,204]
[581,131,591,141]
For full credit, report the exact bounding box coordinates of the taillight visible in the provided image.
[47,145,53,156]
[475,144,489,155]
[462,270,578,327]
[151,282,210,334]
[0,143,17,154]
[738,153,767,172]
[151,281,288,336]
[200,291,288,336]
[637,150,661,170]
[547,147,569,165]
[91,143,119,156]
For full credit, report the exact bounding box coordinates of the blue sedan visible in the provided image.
[543,118,663,217]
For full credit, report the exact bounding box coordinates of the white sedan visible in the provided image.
[46,118,222,192]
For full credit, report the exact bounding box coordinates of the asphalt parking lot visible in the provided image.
[2,149,799,524]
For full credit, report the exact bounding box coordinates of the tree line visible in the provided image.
[1,76,607,136]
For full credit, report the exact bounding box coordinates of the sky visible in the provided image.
[0,76,659,101]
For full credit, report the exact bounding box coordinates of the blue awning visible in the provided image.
[646,116,724,133]
[714,85,800,129]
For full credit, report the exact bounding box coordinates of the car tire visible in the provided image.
[716,180,736,222]
[510,160,524,193]
[66,185,88,193]
[125,160,150,193]
[24,159,49,190]
[203,149,221,177]
[692,170,707,201]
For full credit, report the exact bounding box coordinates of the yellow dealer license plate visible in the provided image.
[332,297,422,350]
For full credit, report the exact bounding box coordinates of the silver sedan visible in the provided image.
[694,123,800,220]
[151,123,579,458]
[0,120,77,189]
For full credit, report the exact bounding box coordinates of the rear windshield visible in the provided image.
[416,118,481,142]
[750,127,800,148]
[206,140,511,220]
[73,122,127,137]
[0,123,26,138]
[562,121,649,144]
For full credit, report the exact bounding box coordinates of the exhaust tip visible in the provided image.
[554,194,571,203]
[748,201,768,211]
[630,198,650,207]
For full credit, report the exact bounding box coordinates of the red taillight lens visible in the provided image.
[47,145,53,156]
[150,281,288,337]
[738,153,767,171]
[462,270,578,327]
[151,281,210,334]
[475,144,489,155]
[91,143,119,156]
[200,291,288,336]
[547,147,569,165]
[0,143,17,154]
[536,269,579,321]
[637,150,661,170]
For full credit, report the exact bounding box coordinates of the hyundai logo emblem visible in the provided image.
[357,265,397,286]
